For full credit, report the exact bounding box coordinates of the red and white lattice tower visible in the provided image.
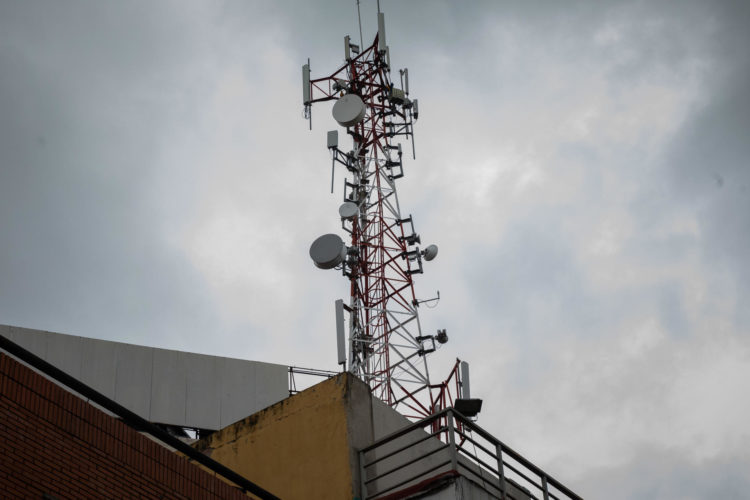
[304,10,467,420]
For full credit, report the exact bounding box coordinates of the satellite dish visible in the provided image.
[422,244,438,261]
[332,94,366,127]
[339,202,358,219]
[310,234,346,269]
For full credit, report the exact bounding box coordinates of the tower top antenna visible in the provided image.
[301,8,479,421]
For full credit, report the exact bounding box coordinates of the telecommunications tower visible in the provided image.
[304,6,479,420]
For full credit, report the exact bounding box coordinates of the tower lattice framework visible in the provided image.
[304,15,457,419]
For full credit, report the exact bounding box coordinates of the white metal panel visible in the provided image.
[150,348,188,426]
[3,325,47,358]
[184,351,221,429]
[79,338,117,399]
[217,356,256,428]
[45,331,83,379]
[255,362,288,411]
[114,342,153,419]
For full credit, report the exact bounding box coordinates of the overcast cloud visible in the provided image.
[1,1,749,498]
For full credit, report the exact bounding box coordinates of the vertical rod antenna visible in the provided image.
[307,58,312,130]
[356,0,364,49]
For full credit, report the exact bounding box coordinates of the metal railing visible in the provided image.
[359,408,583,500]
[288,365,340,395]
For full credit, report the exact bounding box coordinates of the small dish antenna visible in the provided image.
[339,202,358,220]
[332,94,366,127]
[310,234,346,269]
[422,244,438,261]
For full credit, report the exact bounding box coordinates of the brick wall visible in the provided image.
[0,353,251,499]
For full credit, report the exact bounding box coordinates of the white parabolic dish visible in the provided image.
[332,94,366,127]
[310,234,346,269]
[423,244,438,261]
[339,202,358,219]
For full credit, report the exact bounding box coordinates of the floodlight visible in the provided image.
[454,398,483,418]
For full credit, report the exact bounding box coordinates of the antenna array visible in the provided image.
[303,9,475,420]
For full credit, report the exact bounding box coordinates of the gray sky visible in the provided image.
[1,1,749,497]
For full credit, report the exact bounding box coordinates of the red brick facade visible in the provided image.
[0,353,250,499]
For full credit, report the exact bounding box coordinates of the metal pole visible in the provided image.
[359,449,369,500]
[496,442,507,500]
[447,410,458,472]
[542,474,550,500]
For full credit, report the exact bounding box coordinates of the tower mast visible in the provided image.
[305,10,451,419]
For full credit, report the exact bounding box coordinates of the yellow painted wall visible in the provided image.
[194,374,355,500]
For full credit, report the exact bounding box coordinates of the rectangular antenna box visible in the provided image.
[327,130,338,149]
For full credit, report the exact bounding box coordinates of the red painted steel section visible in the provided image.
[308,33,459,420]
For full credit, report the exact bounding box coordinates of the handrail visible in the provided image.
[360,407,452,454]
[288,365,339,395]
[359,407,583,500]
[372,459,452,498]
[453,410,582,500]
[364,426,447,468]
[365,443,449,485]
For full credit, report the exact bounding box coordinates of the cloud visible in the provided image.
[577,445,750,500]
[397,1,750,497]
[0,1,216,341]
[1,1,749,498]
